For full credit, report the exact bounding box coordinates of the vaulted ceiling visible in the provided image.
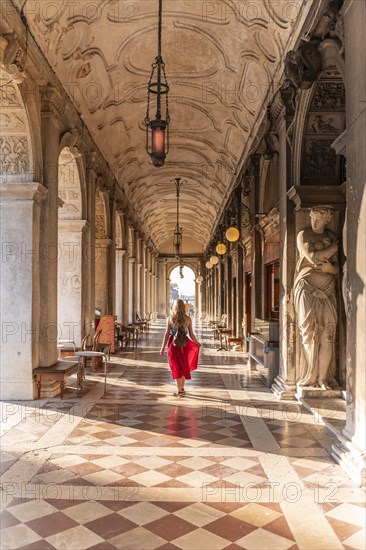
[16,0,307,253]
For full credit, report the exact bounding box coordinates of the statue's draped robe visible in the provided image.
[294,229,338,387]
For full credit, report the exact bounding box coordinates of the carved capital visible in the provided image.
[0,35,26,84]
[284,43,322,91]
[40,84,65,116]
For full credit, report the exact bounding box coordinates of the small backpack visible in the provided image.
[172,326,187,348]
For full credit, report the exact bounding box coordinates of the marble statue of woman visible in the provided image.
[294,207,339,389]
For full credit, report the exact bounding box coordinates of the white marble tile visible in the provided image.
[118,502,169,525]
[46,525,104,549]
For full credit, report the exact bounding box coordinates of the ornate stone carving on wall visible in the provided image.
[311,82,345,110]
[284,43,322,90]
[0,136,30,175]
[301,74,345,185]
[259,207,280,241]
[302,138,338,179]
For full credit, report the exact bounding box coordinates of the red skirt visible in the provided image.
[167,336,200,379]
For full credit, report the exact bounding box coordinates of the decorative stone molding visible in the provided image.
[0,182,47,204]
[40,84,65,116]
[58,219,89,232]
[258,207,280,241]
[288,185,346,211]
[331,129,347,156]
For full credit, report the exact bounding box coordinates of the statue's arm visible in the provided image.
[297,230,318,265]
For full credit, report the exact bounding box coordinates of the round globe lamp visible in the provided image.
[226,227,240,242]
[196,275,203,284]
[210,255,219,265]
[216,243,227,255]
[205,261,213,269]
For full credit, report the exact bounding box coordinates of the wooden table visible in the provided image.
[34,361,80,399]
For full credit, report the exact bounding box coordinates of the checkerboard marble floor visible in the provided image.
[1,321,365,549]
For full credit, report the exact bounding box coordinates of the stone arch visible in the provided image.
[57,147,87,346]
[0,72,34,183]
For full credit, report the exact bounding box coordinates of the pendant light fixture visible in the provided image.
[173,177,185,259]
[145,0,170,167]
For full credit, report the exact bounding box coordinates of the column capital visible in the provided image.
[95,238,112,248]
[0,35,26,84]
[129,256,136,264]
[58,219,89,232]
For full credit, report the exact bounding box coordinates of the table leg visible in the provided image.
[60,381,65,399]
[37,379,41,399]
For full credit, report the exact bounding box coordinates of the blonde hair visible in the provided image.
[170,299,187,328]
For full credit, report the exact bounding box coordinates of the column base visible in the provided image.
[296,386,343,398]
[271,376,297,400]
[332,439,366,488]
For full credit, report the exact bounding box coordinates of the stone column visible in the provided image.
[84,153,98,336]
[331,0,366,485]
[121,249,129,326]
[39,85,64,366]
[226,256,232,328]
[128,257,136,324]
[115,248,125,323]
[237,244,244,337]
[0,184,47,399]
[146,252,151,317]
[108,196,116,316]
[272,102,297,400]
[58,220,89,347]
[95,239,112,314]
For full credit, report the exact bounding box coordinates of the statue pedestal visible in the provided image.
[296,386,343,399]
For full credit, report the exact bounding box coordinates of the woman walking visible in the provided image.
[160,299,201,396]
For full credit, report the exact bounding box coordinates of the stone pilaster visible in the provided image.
[85,153,98,335]
[0,183,47,399]
[39,85,64,366]
[58,219,89,347]
[331,0,366,486]
[95,238,112,314]
[272,102,297,400]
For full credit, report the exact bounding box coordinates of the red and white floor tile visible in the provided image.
[1,322,365,549]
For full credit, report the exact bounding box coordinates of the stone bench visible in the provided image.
[33,361,79,399]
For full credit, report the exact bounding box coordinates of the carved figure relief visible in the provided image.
[301,76,345,185]
[294,207,339,389]
[0,82,20,107]
[0,136,30,175]
[312,82,345,110]
[0,113,25,130]
[284,43,322,90]
[303,139,338,179]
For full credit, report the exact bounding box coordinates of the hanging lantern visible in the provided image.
[216,243,227,255]
[205,260,213,269]
[210,255,219,265]
[145,0,170,167]
[225,226,240,242]
[196,275,203,284]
